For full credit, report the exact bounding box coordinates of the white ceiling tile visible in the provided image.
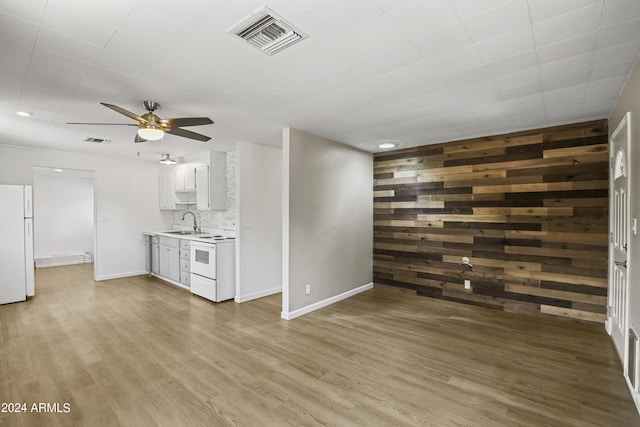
[339,15,405,55]
[584,75,628,99]
[528,0,602,24]
[387,88,457,118]
[276,57,384,101]
[69,65,137,102]
[443,65,492,87]
[0,0,47,23]
[539,53,592,80]
[532,3,602,48]
[369,0,414,13]
[27,47,88,90]
[373,77,448,105]
[36,27,100,62]
[596,17,640,50]
[0,12,39,44]
[452,81,502,106]
[387,0,460,38]
[302,0,384,33]
[462,0,530,43]
[51,0,137,26]
[504,92,544,111]
[493,66,539,91]
[474,26,534,64]
[0,37,32,79]
[600,0,640,27]
[541,71,589,92]
[588,61,634,82]
[430,45,483,76]
[592,39,640,68]
[450,0,512,19]
[499,81,542,100]
[411,22,473,59]
[119,0,219,38]
[485,50,538,77]
[535,33,597,65]
[387,59,439,87]
[542,85,586,108]
[366,40,423,73]
[104,29,171,63]
[40,2,116,47]
[511,109,547,128]
[92,49,153,77]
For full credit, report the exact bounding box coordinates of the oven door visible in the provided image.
[190,241,216,279]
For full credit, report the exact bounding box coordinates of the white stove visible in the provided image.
[190,238,235,302]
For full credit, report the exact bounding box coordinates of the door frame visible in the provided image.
[607,112,632,372]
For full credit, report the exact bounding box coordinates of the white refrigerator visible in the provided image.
[0,185,35,304]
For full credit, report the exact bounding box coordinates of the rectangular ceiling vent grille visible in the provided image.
[83,137,112,144]
[227,6,308,56]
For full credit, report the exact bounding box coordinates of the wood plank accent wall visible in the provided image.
[373,120,609,323]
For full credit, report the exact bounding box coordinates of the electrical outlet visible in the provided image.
[305,284,311,295]
[464,279,471,290]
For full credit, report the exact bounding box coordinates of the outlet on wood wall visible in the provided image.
[373,120,609,323]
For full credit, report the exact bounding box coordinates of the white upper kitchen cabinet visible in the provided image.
[159,166,176,210]
[174,163,196,191]
[194,151,226,211]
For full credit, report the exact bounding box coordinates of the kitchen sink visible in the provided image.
[165,230,204,235]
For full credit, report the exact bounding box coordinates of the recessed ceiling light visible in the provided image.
[371,139,406,150]
[16,111,33,117]
[54,169,64,172]
[378,142,397,149]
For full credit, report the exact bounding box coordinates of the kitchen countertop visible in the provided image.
[144,229,235,244]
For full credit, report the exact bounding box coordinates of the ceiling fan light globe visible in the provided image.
[138,126,164,140]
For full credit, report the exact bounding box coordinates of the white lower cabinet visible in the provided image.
[159,236,180,283]
[151,236,160,274]
[179,239,191,287]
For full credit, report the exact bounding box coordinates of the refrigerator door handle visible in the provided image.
[24,218,35,297]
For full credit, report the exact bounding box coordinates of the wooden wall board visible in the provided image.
[373,120,609,323]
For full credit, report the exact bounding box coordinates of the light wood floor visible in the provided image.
[1,264,638,426]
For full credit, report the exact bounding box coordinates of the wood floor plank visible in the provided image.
[0,264,637,426]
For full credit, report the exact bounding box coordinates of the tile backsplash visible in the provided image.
[173,150,236,230]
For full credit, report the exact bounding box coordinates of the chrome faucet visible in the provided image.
[182,211,198,233]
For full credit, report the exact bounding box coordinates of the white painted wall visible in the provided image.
[0,145,172,280]
[33,171,94,258]
[609,56,640,411]
[282,128,373,319]
[235,141,282,302]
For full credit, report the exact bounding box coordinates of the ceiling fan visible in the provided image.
[67,101,213,142]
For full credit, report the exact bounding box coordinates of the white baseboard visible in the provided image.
[281,282,373,320]
[627,376,640,416]
[95,270,148,281]
[235,286,281,303]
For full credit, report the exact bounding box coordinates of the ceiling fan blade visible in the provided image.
[162,117,213,128]
[101,102,147,124]
[66,122,138,126]
[166,127,211,142]
[134,134,147,143]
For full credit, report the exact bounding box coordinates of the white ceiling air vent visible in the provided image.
[83,137,112,144]
[227,6,308,56]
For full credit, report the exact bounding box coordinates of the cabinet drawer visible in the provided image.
[180,249,190,260]
[180,274,190,287]
[181,260,190,272]
[159,236,179,248]
[180,239,190,250]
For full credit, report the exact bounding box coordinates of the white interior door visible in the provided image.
[609,113,631,363]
